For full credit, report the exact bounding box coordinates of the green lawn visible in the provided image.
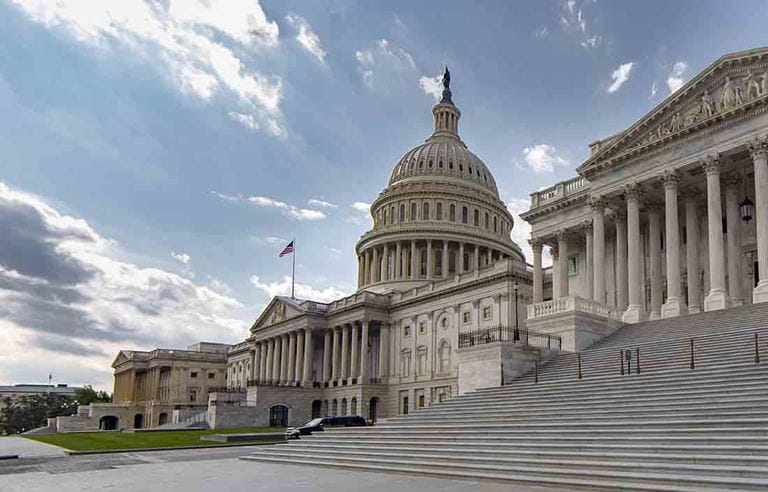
[25,427,284,451]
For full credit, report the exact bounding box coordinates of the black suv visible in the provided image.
[285,416,367,439]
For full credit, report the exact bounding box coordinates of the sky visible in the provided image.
[1,0,767,390]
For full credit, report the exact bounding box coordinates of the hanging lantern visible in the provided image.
[740,196,755,223]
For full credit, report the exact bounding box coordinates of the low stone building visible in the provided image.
[0,384,80,405]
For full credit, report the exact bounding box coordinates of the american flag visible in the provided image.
[278,240,294,257]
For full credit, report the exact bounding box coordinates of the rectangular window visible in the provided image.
[208,373,215,379]
[418,395,425,408]
[462,312,471,324]
[567,256,578,276]
[482,306,492,320]
[190,372,198,378]
[189,390,197,402]
[419,322,426,334]
[403,325,410,337]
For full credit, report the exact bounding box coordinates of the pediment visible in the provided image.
[111,351,131,368]
[250,296,304,332]
[579,47,768,176]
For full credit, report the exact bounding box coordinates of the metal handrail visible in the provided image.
[458,326,562,350]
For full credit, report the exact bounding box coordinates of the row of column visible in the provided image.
[320,321,373,386]
[530,150,762,320]
[252,329,313,386]
[358,240,505,287]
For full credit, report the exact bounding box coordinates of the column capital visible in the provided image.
[579,220,593,234]
[701,153,723,175]
[748,135,768,160]
[555,228,571,243]
[589,194,607,212]
[549,243,559,260]
[644,201,664,214]
[724,172,741,190]
[660,168,681,188]
[609,209,627,222]
[623,182,643,201]
[529,237,544,251]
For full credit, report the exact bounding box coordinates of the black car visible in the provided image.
[285,416,368,439]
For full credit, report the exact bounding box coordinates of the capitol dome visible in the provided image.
[355,68,524,292]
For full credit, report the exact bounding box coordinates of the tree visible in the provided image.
[0,394,76,435]
[73,385,112,406]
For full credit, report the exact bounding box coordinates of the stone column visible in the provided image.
[372,247,380,283]
[350,323,359,380]
[550,245,560,299]
[280,334,289,384]
[331,327,340,382]
[703,155,729,311]
[260,343,268,382]
[322,330,331,383]
[295,332,304,384]
[442,240,449,278]
[395,241,402,279]
[556,229,569,298]
[272,336,281,384]
[459,242,465,273]
[591,196,606,303]
[359,320,370,384]
[474,244,480,271]
[382,244,389,281]
[426,240,433,279]
[662,169,687,317]
[684,192,702,313]
[287,332,297,384]
[341,324,351,383]
[583,222,594,302]
[614,211,628,311]
[253,345,261,382]
[410,240,417,279]
[725,174,744,306]
[302,329,313,385]
[623,183,647,323]
[531,239,544,303]
[363,250,371,285]
[378,323,388,379]
[648,205,663,320]
[749,136,768,303]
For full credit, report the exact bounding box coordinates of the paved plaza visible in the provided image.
[0,444,567,492]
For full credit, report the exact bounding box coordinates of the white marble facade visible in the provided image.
[522,47,768,327]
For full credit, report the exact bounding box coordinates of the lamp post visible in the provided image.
[513,280,520,341]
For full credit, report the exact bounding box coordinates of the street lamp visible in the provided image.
[741,196,755,223]
[513,280,520,342]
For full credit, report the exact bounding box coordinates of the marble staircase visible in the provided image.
[241,303,768,490]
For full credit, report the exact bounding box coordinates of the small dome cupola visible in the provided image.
[429,66,462,142]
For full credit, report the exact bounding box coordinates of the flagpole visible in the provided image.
[291,237,296,299]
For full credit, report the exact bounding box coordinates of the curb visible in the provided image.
[64,441,286,456]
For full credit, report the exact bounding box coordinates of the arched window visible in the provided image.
[436,203,443,220]
[420,249,428,276]
[474,209,480,226]
[351,397,358,415]
[332,399,338,416]
[410,203,417,221]
[468,165,473,175]
[423,202,429,220]
[449,204,456,221]
[463,253,470,270]
[449,251,456,273]
[439,341,451,372]
[435,250,443,276]
[383,208,388,225]
[493,216,498,233]
[485,212,489,229]
[449,161,454,170]
[341,398,348,416]
[461,206,468,224]
[400,204,406,222]
[390,206,395,224]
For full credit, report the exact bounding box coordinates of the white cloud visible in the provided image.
[308,199,337,208]
[285,13,326,63]
[519,144,569,174]
[250,275,348,303]
[533,27,550,38]
[559,0,601,49]
[252,236,288,246]
[212,191,327,220]
[0,181,248,388]
[419,73,443,101]
[349,202,371,226]
[650,81,658,98]
[607,62,635,93]
[351,202,371,213]
[580,35,601,49]
[667,61,687,94]
[228,112,259,131]
[171,252,190,264]
[506,198,552,268]
[10,0,286,136]
[354,39,415,89]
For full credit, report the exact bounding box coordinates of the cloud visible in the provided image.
[228,112,260,131]
[351,202,371,213]
[211,191,327,220]
[349,202,371,226]
[650,81,658,98]
[519,144,569,174]
[559,0,602,49]
[252,236,288,246]
[533,27,550,38]
[285,13,326,63]
[10,0,286,136]
[308,199,337,209]
[354,39,415,89]
[171,252,190,264]
[250,275,348,303]
[607,62,635,93]
[0,181,248,386]
[419,73,443,101]
[667,61,687,94]
[506,198,552,268]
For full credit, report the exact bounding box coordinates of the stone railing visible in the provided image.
[529,175,589,209]
[328,290,390,311]
[527,296,620,320]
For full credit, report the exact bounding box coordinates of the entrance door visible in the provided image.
[369,397,378,422]
[311,400,322,419]
[269,405,289,427]
[133,413,144,429]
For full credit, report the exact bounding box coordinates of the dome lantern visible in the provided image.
[429,66,462,142]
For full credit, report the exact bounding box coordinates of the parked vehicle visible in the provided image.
[285,415,368,439]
